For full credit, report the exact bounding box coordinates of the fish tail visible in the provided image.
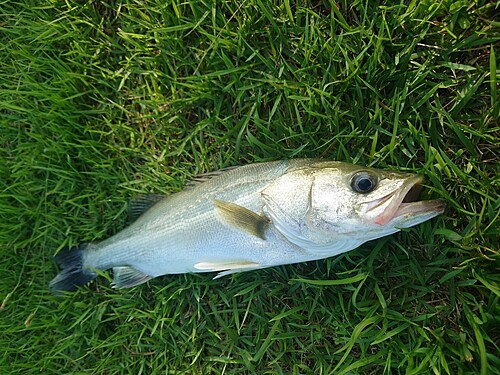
[49,245,97,293]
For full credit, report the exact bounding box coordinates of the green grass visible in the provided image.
[1,0,498,373]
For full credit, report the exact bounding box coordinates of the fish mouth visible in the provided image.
[372,176,446,226]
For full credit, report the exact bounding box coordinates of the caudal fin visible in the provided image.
[49,245,97,293]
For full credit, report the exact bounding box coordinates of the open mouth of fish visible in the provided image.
[371,176,446,226]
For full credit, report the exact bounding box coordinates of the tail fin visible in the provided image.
[49,245,97,293]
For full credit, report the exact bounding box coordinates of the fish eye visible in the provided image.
[351,172,377,194]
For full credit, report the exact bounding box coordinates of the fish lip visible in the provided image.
[372,175,445,226]
[394,198,447,220]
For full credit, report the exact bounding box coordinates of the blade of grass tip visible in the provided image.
[450,72,487,117]
[338,349,387,374]
[331,315,380,373]
[490,44,498,118]
[284,0,294,26]
[369,129,378,159]
[371,322,411,345]
[193,0,246,74]
[269,306,305,322]
[252,318,281,362]
[472,269,500,298]
[441,113,478,158]
[462,303,489,375]
[373,283,387,317]
[438,268,465,284]
[438,147,468,180]
[413,82,453,111]
[390,84,408,161]
[330,2,351,31]
[351,272,369,311]
[291,272,367,286]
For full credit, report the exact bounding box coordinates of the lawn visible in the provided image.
[1,0,498,374]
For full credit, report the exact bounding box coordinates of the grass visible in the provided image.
[0,0,498,373]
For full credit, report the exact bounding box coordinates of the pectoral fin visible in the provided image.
[213,199,269,239]
[112,266,153,289]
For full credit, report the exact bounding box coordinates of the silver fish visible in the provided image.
[49,159,445,292]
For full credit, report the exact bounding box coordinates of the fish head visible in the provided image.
[262,161,446,253]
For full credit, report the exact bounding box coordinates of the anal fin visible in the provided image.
[194,261,261,279]
[112,266,153,289]
[213,267,261,279]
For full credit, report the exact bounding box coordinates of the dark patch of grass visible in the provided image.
[1,0,498,374]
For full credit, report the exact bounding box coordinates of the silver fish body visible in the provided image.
[49,159,445,292]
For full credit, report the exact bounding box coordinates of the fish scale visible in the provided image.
[82,161,290,276]
[49,159,445,293]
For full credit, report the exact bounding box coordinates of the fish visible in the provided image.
[49,159,446,293]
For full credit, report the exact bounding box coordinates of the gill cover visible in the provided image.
[261,162,368,254]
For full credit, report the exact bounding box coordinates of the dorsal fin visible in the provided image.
[128,194,166,223]
[185,165,241,188]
